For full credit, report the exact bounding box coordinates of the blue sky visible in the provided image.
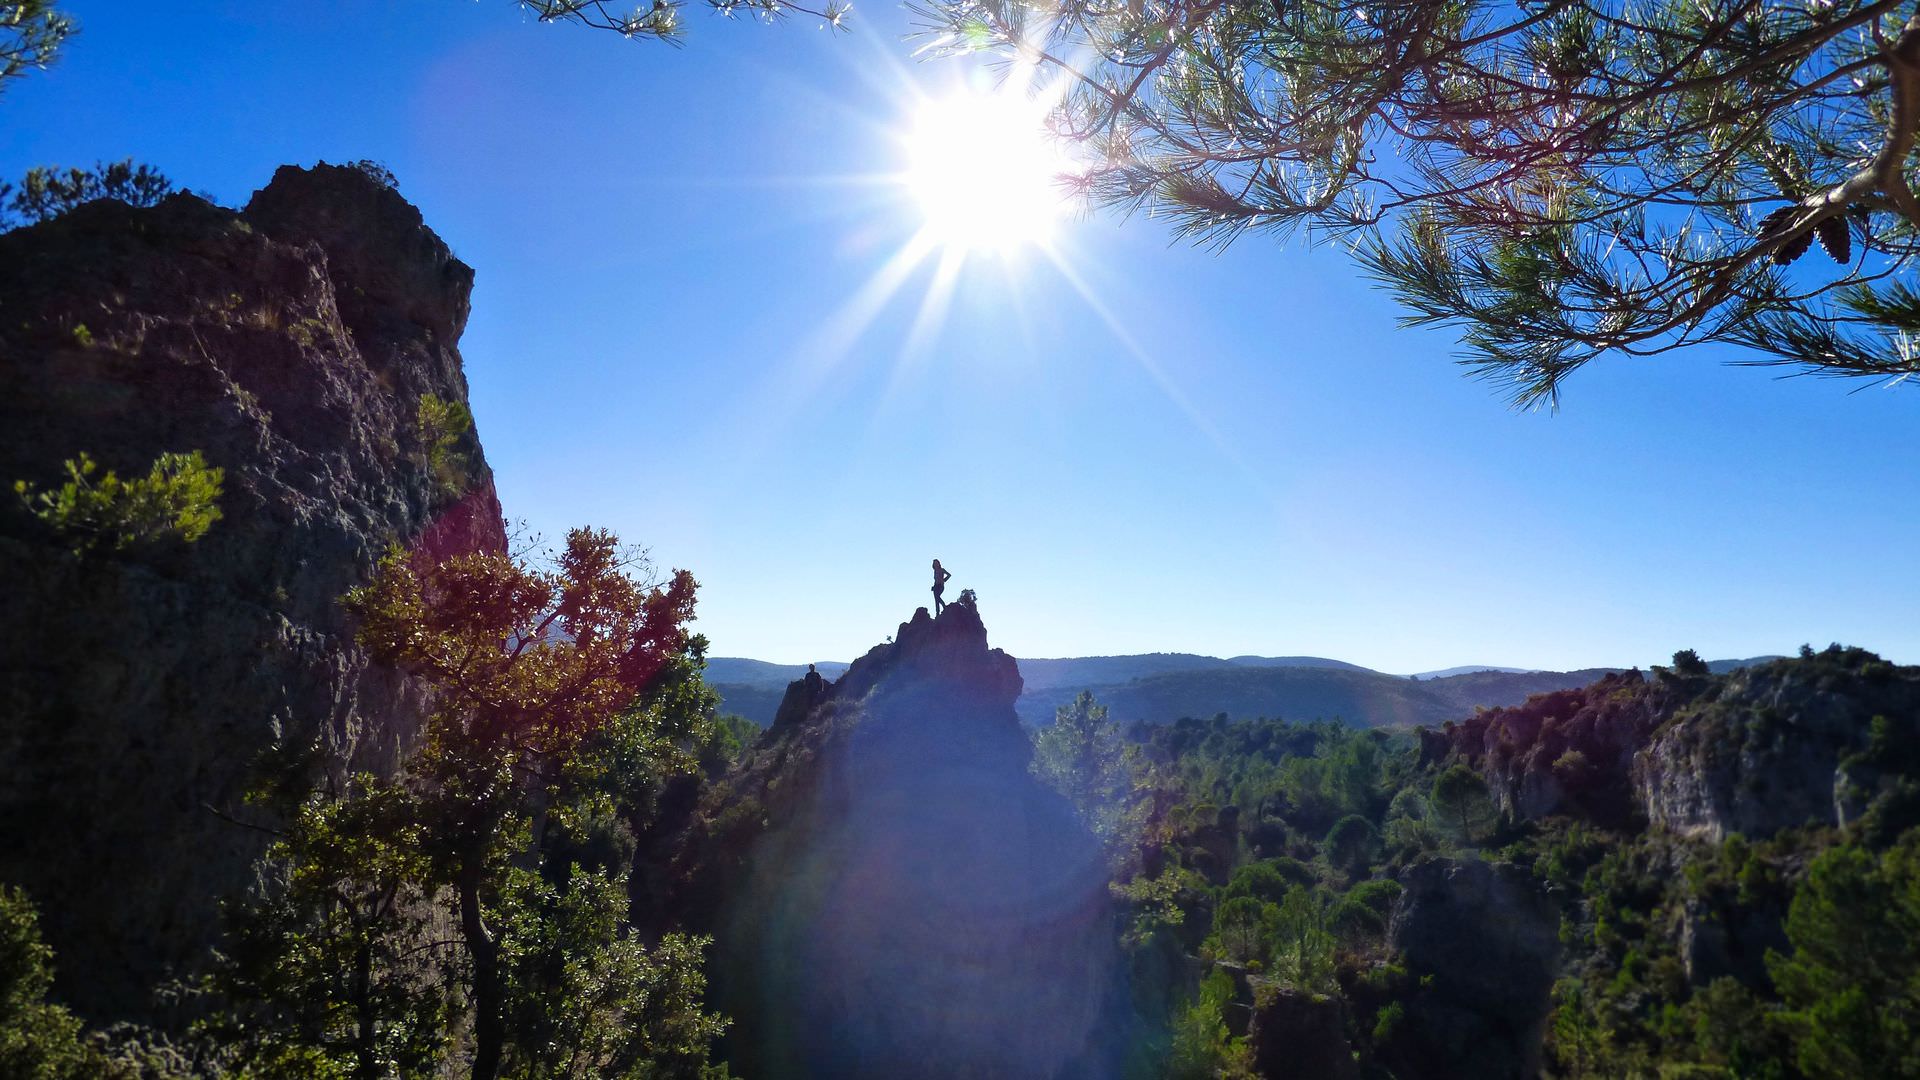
[7,1,1917,672]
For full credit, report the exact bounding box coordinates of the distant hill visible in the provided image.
[1017,652,1365,691]
[1408,665,1536,679]
[710,650,1780,728]
[1228,655,1375,671]
[1012,664,1621,728]
[705,658,849,685]
[1707,655,1786,674]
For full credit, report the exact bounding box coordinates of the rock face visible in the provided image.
[1634,651,1920,840]
[1433,650,1920,843]
[1382,858,1560,1080]
[1430,671,1675,830]
[0,164,505,1021]
[689,598,1127,1078]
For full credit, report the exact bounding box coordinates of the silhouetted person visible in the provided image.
[932,558,952,615]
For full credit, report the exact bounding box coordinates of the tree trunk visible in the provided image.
[460,865,505,1080]
[354,932,378,1080]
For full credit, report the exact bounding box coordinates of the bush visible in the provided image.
[14,450,224,553]
[1324,815,1378,876]
[1,159,176,229]
[1223,859,1314,905]
[416,394,472,500]
[348,159,398,189]
[0,887,112,1078]
[1345,879,1403,915]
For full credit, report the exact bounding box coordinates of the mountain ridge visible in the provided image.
[709,650,1783,728]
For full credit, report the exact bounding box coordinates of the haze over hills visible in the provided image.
[708,649,1783,728]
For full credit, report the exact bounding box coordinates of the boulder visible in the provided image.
[1247,986,1359,1080]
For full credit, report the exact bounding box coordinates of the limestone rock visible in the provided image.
[1634,651,1920,840]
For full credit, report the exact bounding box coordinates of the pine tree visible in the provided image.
[918,0,1920,400]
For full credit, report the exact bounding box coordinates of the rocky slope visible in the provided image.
[0,163,505,1021]
[677,597,1130,1078]
[1432,647,1920,839]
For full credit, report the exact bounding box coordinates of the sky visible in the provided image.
[5,1,1917,673]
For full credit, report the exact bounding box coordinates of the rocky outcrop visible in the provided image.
[1678,894,1789,988]
[1247,987,1359,1080]
[683,597,1128,1078]
[1381,858,1560,1080]
[1634,650,1920,840]
[0,164,505,1021]
[1432,650,1920,843]
[1431,671,1675,830]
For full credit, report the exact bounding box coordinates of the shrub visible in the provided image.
[14,450,224,553]
[1345,879,1403,915]
[1223,859,1314,905]
[0,886,112,1078]
[416,393,472,499]
[348,159,398,189]
[1324,815,1378,876]
[2,159,175,229]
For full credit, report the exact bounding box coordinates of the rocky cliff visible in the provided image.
[1432,647,1920,841]
[1379,859,1561,1080]
[0,163,505,1021]
[679,597,1130,1078]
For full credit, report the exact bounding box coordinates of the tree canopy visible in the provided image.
[916,0,1920,402]
[204,529,727,1080]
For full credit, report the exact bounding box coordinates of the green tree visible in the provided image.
[1165,969,1252,1080]
[0,886,112,1079]
[1430,765,1498,845]
[1382,788,1445,857]
[1269,886,1336,994]
[1323,814,1378,878]
[1671,649,1711,677]
[1031,690,1144,846]
[1222,859,1314,907]
[0,159,176,230]
[416,393,473,502]
[1548,978,1615,1079]
[1208,896,1278,967]
[1767,833,1920,1079]
[920,0,1920,399]
[0,2,71,98]
[199,782,453,1080]
[212,529,724,1080]
[14,450,223,553]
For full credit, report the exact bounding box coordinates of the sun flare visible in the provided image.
[903,91,1070,253]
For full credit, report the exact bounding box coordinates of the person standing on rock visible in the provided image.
[931,558,952,615]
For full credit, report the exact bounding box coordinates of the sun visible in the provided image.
[903,90,1071,253]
